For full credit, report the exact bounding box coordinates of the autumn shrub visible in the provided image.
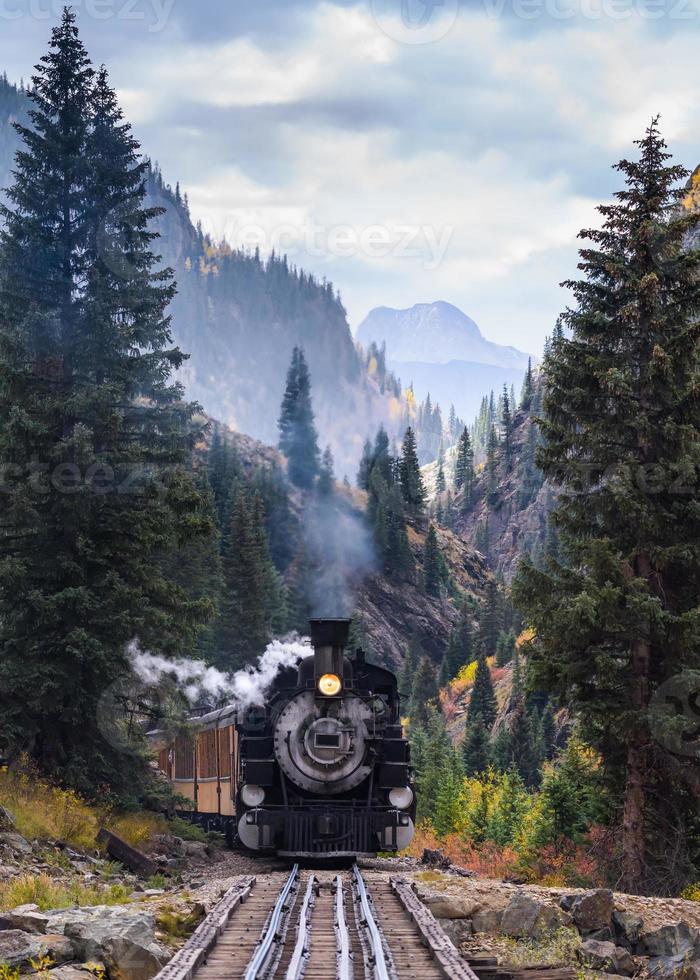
[0,759,168,855]
[681,883,700,902]
[109,811,169,849]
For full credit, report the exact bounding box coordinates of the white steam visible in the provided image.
[129,636,312,708]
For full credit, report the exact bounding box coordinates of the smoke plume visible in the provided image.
[129,635,312,708]
[303,496,376,618]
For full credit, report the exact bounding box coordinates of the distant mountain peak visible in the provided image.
[356,301,530,370]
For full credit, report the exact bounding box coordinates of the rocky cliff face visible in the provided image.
[356,522,491,669]
[216,423,493,668]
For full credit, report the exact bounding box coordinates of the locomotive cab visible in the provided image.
[236,618,416,858]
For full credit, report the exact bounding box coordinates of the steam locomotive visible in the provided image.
[151,619,416,858]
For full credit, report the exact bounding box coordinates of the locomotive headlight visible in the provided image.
[317,673,342,697]
[389,787,414,810]
[241,784,265,807]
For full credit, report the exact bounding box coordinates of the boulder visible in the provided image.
[472,909,504,934]
[418,892,480,920]
[182,842,208,859]
[648,954,700,980]
[586,927,615,943]
[0,833,33,857]
[437,918,473,947]
[571,889,614,931]
[48,904,166,980]
[46,969,95,980]
[641,922,699,958]
[559,894,579,912]
[100,935,165,980]
[0,904,51,934]
[613,910,643,947]
[500,893,571,939]
[578,939,635,976]
[0,930,73,970]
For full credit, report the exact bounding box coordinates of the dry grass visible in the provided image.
[0,873,132,912]
[109,811,169,849]
[502,928,582,968]
[0,767,99,850]
[0,763,168,854]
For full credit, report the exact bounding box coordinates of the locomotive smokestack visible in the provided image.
[310,618,350,696]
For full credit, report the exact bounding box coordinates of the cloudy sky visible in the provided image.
[2,0,699,355]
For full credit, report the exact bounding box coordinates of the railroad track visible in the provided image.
[155,865,480,980]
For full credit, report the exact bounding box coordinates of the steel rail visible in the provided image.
[352,865,392,980]
[244,864,300,980]
[335,874,353,980]
[285,874,317,980]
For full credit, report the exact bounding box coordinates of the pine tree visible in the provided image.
[479,581,501,658]
[489,769,529,846]
[278,346,320,489]
[541,702,557,759]
[318,445,335,496]
[509,695,536,787]
[436,456,447,494]
[357,438,373,490]
[399,426,425,518]
[454,427,474,508]
[462,718,490,776]
[399,636,422,701]
[423,523,442,597]
[0,14,212,795]
[513,120,700,891]
[520,357,534,411]
[490,728,513,773]
[410,656,439,729]
[215,491,281,669]
[486,424,499,500]
[467,654,497,730]
[495,630,516,667]
[501,385,513,466]
[439,608,473,685]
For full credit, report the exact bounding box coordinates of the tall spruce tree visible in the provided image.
[479,580,501,658]
[501,385,513,466]
[0,12,211,795]
[399,426,425,518]
[410,656,439,729]
[462,718,490,776]
[467,653,497,730]
[215,491,282,670]
[278,346,320,489]
[513,120,700,891]
[423,523,443,597]
[454,426,474,505]
[439,608,473,685]
[318,445,335,496]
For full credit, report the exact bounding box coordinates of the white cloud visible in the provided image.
[99,1,700,354]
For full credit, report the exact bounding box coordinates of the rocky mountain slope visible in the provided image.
[215,423,493,668]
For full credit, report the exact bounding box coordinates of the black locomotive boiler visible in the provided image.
[236,618,416,857]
